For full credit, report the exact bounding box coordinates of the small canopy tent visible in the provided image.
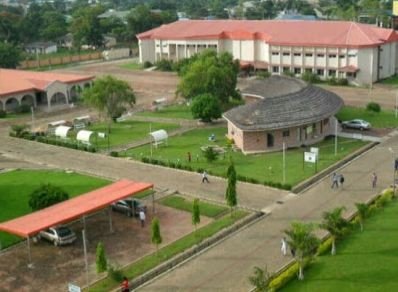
[77,130,95,145]
[54,125,72,139]
[149,129,168,148]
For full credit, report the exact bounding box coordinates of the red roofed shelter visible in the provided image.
[0,179,153,266]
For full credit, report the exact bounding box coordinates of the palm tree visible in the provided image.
[248,266,271,292]
[320,207,349,255]
[355,202,369,232]
[284,222,319,280]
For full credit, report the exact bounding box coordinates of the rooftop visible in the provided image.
[0,69,94,97]
[137,20,398,48]
[223,76,344,131]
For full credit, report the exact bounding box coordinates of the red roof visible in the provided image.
[137,20,398,48]
[0,179,153,237]
[0,69,94,97]
[339,65,359,73]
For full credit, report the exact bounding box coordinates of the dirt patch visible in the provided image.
[341,127,392,137]
[0,204,210,291]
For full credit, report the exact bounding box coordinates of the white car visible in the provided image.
[38,226,77,246]
[341,119,371,130]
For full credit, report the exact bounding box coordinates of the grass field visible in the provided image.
[282,200,398,291]
[89,210,248,291]
[0,170,110,247]
[378,75,398,86]
[86,120,180,149]
[336,106,398,128]
[137,104,194,120]
[159,195,228,218]
[119,62,143,71]
[124,127,367,186]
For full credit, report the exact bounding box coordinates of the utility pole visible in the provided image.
[82,230,90,291]
[334,119,338,156]
[282,141,286,184]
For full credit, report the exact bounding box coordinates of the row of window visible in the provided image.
[272,52,351,59]
[271,66,349,77]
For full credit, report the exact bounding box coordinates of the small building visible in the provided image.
[25,42,58,55]
[0,69,93,112]
[223,76,343,154]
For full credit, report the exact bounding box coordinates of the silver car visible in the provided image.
[341,119,371,130]
[111,198,147,217]
[38,226,77,246]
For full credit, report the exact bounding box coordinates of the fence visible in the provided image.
[19,52,103,69]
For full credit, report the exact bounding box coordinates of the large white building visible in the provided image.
[137,20,398,85]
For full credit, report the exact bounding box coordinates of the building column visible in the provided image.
[195,44,198,53]
[167,44,170,60]
[185,44,187,59]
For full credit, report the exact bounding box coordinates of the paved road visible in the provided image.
[137,135,396,292]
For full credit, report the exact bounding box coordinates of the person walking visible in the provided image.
[281,237,288,256]
[339,174,345,189]
[202,170,210,183]
[139,210,146,228]
[331,172,339,188]
[290,247,296,257]
[372,172,377,188]
[121,277,130,292]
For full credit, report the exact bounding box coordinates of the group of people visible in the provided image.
[331,172,378,189]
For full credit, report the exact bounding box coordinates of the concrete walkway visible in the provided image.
[136,135,396,292]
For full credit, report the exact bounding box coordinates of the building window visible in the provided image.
[272,52,279,56]
[329,54,337,58]
[283,52,290,56]
[317,54,325,58]
[283,130,290,137]
[267,133,274,148]
[283,67,290,73]
[294,67,301,74]
[329,70,336,77]
[272,66,279,73]
[339,55,345,59]
[348,53,357,57]
[305,53,313,57]
[305,68,313,73]
[316,69,324,76]
[347,72,357,78]
[294,53,301,57]
[323,118,329,126]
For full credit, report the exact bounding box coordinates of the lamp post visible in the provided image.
[282,141,286,184]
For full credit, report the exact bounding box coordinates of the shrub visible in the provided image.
[203,146,219,163]
[28,184,69,211]
[327,77,337,85]
[257,71,271,79]
[108,265,125,282]
[337,78,348,86]
[110,151,119,157]
[155,59,174,71]
[366,102,381,113]
[16,104,31,113]
[0,109,6,118]
[302,72,320,83]
[10,124,29,137]
[268,262,301,290]
[96,242,107,273]
[143,61,153,68]
[283,70,295,77]
[317,237,334,256]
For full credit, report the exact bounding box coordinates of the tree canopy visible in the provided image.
[28,184,69,211]
[0,41,20,68]
[320,206,349,255]
[191,93,222,122]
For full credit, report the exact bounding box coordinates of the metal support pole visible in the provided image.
[83,216,87,233]
[31,106,35,131]
[282,141,286,184]
[395,91,398,119]
[334,120,338,156]
[109,207,113,233]
[152,188,155,214]
[27,236,33,268]
[82,230,90,291]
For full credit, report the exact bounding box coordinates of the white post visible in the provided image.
[150,123,153,159]
[27,236,33,268]
[82,230,90,290]
[31,106,35,131]
[334,120,338,156]
[282,141,286,184]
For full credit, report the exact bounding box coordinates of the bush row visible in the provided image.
[139,156,292,190]
[267,188,395,290]
[9,132,97,153]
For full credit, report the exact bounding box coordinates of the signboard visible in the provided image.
[310,147,319,156]
[394,0,398,16]
[68,283,81,292]
[304,152,317,163]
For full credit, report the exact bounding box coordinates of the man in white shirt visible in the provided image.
[139,210,146,228]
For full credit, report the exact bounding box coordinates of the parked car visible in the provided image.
[38,226,76,246]
[111,198,147,217]
[341,119,371,130]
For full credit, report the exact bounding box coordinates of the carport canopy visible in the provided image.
[0,179,153,238]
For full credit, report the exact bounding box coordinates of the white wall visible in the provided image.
[139,39,156,63]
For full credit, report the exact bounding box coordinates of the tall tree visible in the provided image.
[284,222,319,280]
[96,242,107,273]
[191,93,222,122]
[320,207,349,255]
[151,217,162,256]
[41,11,68,41]
[225,160,237,215]
[178,50,241,104]
[82,75,136,136]
[355,202,369,232]
[0,41,20,68]
[192,198,201,231]
[248,266,271,292]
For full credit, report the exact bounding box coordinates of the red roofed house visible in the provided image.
[0,69,94,112]
[136,20,398,85]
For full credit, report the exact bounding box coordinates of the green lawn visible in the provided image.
[379,75,398,86]
[124,127,367,187]
[136,104,194,120]
[336,106,398,128]
[0,170,110,247]
[282,201,398,292]
[89,210,248,291]
[159,195,228,218]
[119,62,143,71]
[86,120,180,149]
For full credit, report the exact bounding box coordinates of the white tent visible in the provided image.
[149,129,168,147]
[77,130,95,145]
[54,126,72,139]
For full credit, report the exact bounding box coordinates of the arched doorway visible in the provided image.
[0,100,3,111]
[50,92,67,107]
[69,85,83,103]
[267,133,274,148]
[21,94,35,107]
[84,83,91,89]
[5,97,19,112]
